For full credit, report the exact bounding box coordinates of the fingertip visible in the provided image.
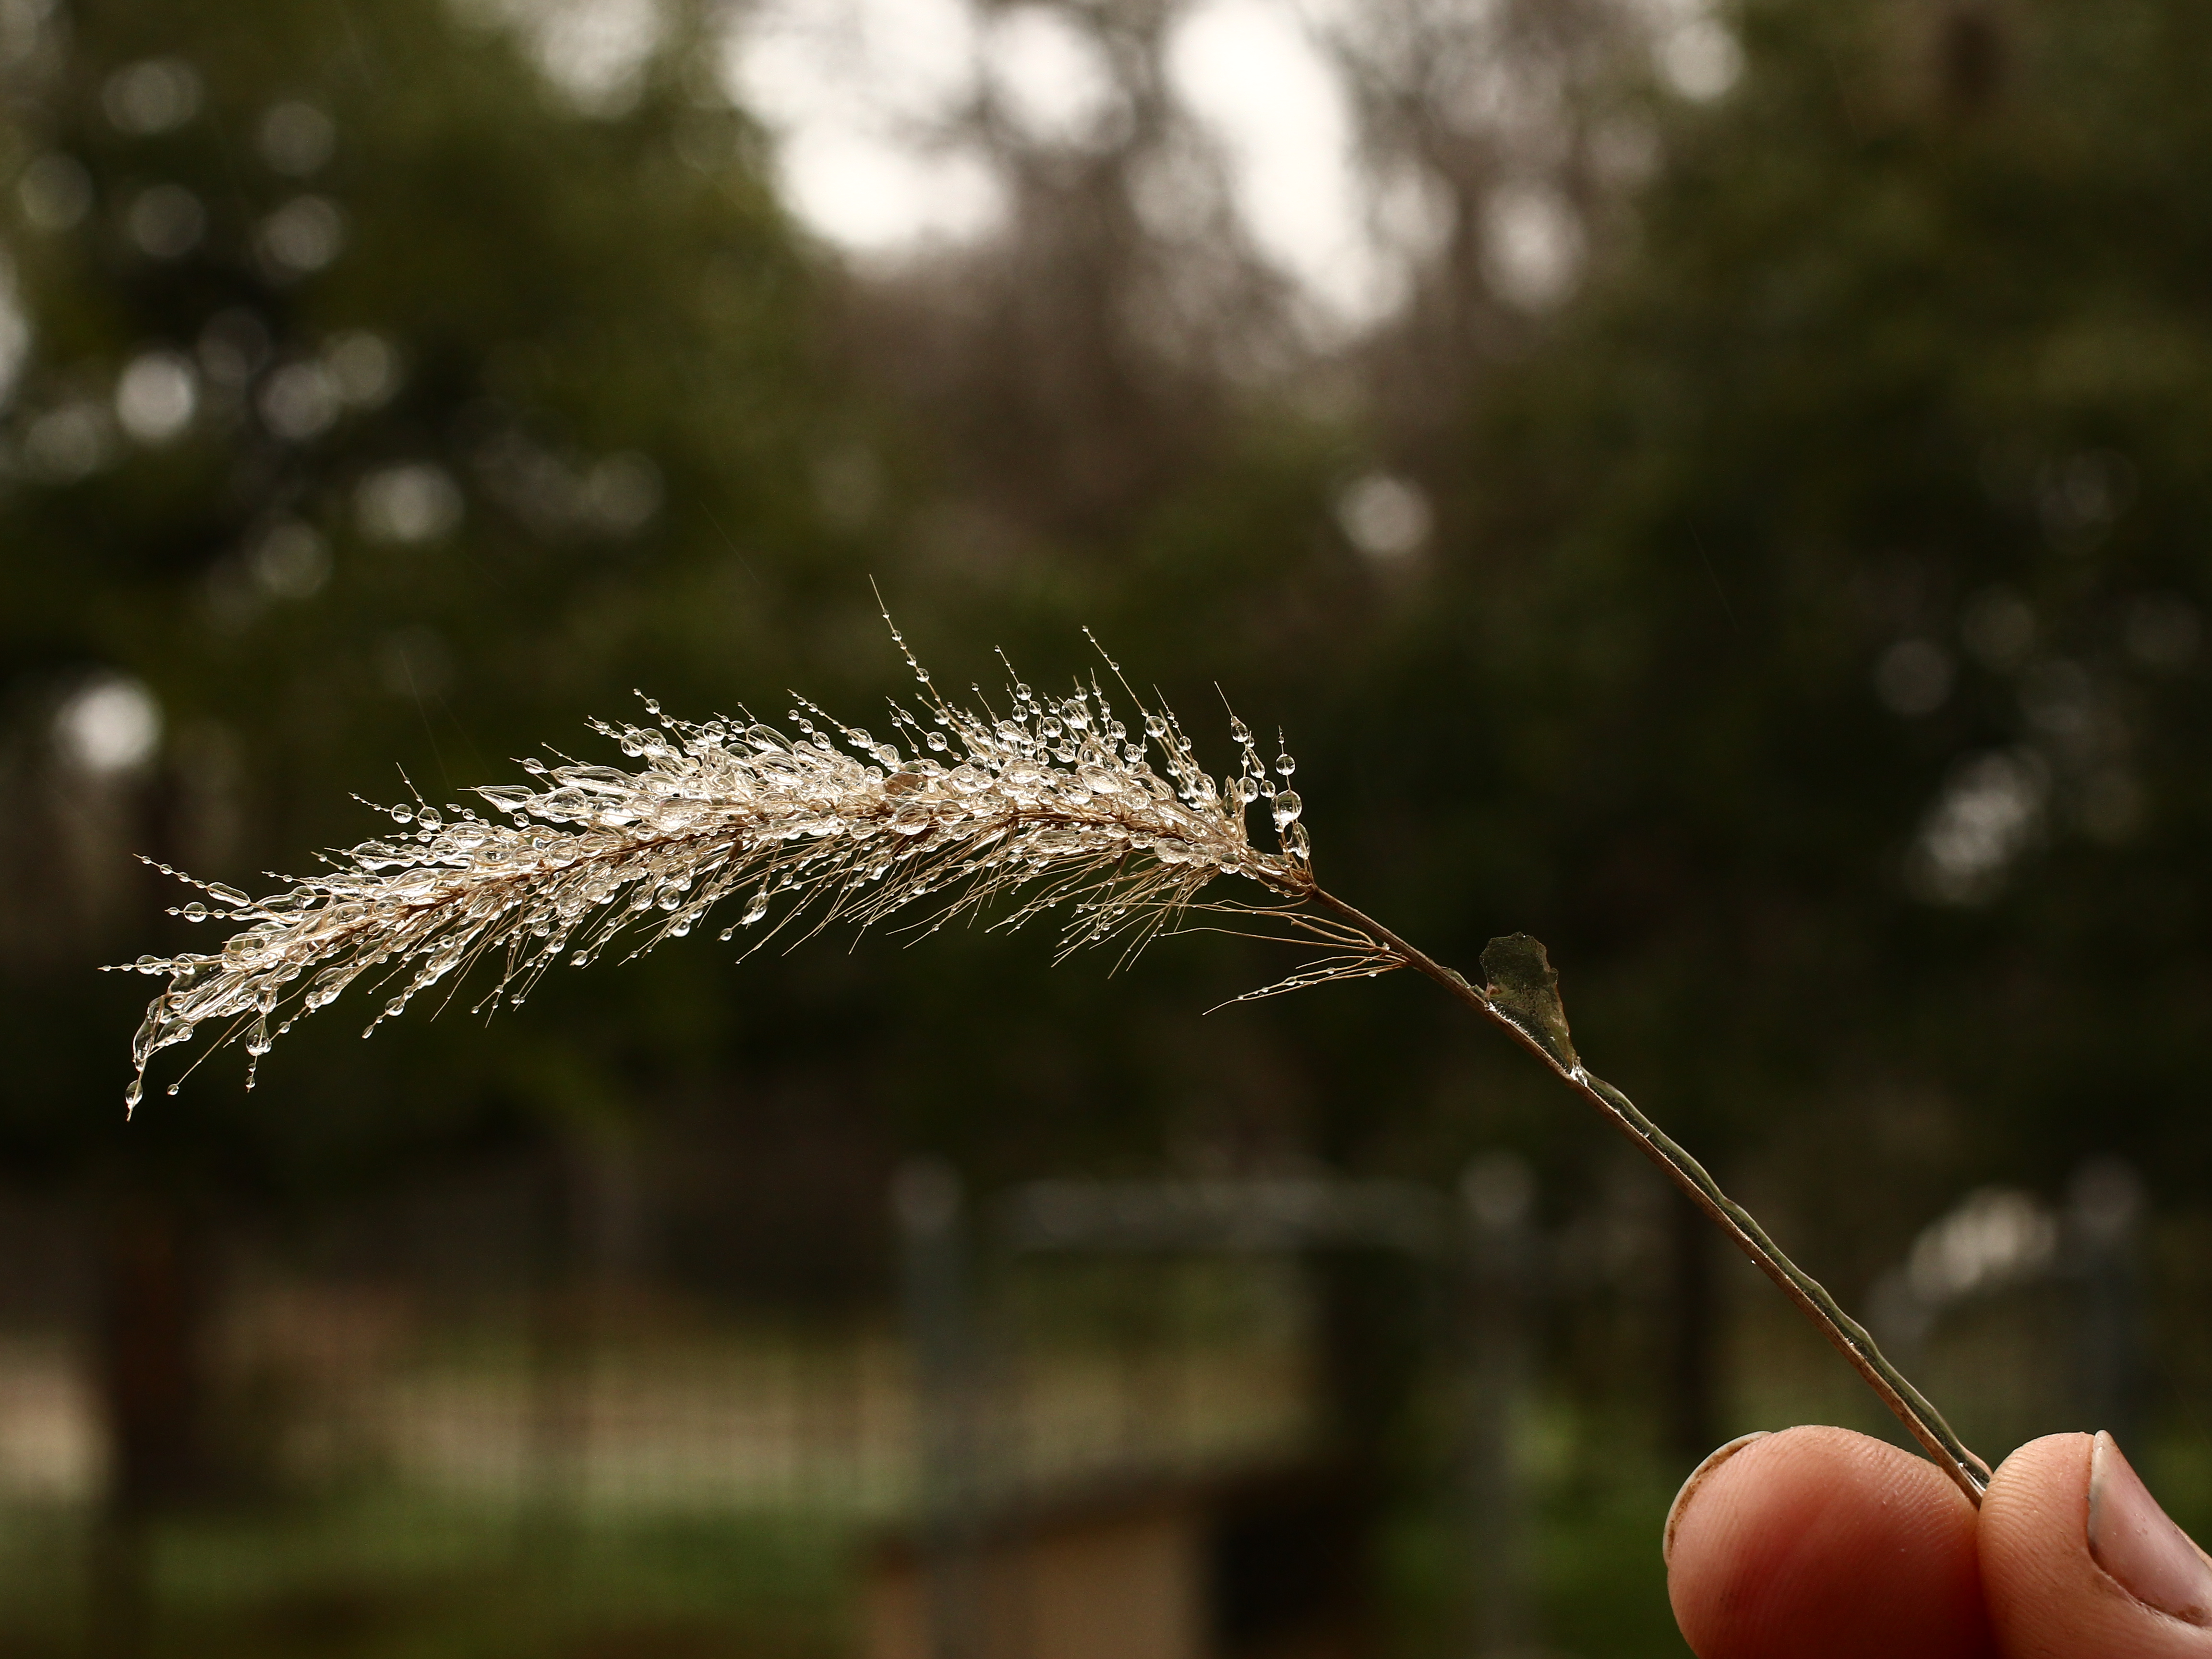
[1983,1431,2212,1657]
[1666,1426,1990,1659]
[1665,1431,1770,1567]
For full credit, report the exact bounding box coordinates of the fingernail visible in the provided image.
[1664,1431,1770,1567]
[2089,1430,2212,1625]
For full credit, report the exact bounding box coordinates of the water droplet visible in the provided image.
[417,807,442,830]
[1271,790,1302,832]
[181,902,208,923]
[390,805,415,824]
[166,1082,180,1096]
[207,883,249,906]
[125,1079,143,1110]
[741,890,769,925]
[1480,933,1581,1071]
[1275,753,1296,779]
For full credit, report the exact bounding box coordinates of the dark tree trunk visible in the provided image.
[93,1189,214,1658]
[1667,1187,1719,1463]
[98,1191,212,1509]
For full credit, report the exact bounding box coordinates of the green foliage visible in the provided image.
[4,0,2209,1378]
[1435,0,2212,1214]
[0,0,860,1190]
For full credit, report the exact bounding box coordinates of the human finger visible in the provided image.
[1980,1431,2212,1658]
[1664,1424,1992,1659]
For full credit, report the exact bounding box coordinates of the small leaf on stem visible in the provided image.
[1480,932,1580,1070]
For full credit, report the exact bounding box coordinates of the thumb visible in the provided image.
[1982,1431,2212,1657]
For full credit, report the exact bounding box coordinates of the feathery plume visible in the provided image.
[112,625,1381,1114]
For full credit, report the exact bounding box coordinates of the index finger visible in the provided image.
[1664,1425,1993,1659]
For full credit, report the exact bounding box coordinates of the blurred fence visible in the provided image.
[886,1162,1540,1659]
[0,1150,2183,1659]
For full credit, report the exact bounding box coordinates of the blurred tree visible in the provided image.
[839,0,2212,1475]
[0,0,874,1599]
[1385,0,2212,1453]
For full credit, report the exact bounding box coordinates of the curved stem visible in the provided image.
[1306,885,1993,1507]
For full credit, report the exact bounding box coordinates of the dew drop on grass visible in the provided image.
[1479,933,1581,1072]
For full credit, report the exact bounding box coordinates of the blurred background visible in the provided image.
[1,0,2208,1653]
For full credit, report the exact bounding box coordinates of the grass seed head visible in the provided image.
[113,637,1319,1111]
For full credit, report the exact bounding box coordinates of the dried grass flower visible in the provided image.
[113,625,1361,1110]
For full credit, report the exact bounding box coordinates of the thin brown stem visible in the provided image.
[1307,885,1993,1507]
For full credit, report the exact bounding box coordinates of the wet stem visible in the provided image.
[1304,885,1995,1507]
